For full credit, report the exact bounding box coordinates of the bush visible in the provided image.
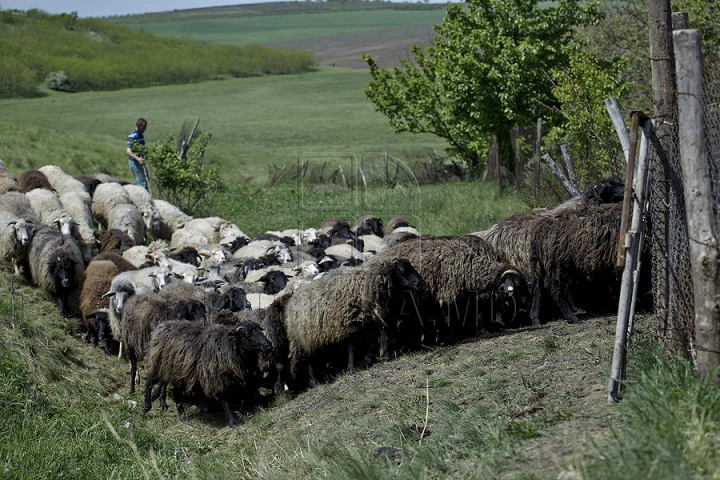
[145,133,220,217]
[45,70,74,92]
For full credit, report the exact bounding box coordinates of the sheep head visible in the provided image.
[8,220,33,246]
[47,254,79,292]
[231,322,273,355]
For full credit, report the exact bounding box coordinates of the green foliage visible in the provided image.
[146,133,220,216]
[0,8,314,98]
[543,49,630,186]
[364,0,602,174]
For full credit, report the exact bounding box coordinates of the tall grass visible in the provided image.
[578,325,720,479]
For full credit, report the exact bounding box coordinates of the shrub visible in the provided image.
[144,133,220,217]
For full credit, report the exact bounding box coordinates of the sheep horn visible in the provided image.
[500,269,520,279]
[6,221,17,227]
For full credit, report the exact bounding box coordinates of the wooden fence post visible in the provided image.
[649,0,676,347]
[674,29,720,379]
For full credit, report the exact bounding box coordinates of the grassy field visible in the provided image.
[125,10,447,46]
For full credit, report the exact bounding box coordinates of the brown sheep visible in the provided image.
[19,170,53,193]
[80,253,136,355]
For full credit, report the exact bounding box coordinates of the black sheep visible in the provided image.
[143,321,272,427]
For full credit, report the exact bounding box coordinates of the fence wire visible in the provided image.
[650,52,720,357]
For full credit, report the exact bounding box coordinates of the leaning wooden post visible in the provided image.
[541,154,580,197]
[605,97,630,164]
[674,29,720,379]
[617,112,641,268]
[609,117,652,403]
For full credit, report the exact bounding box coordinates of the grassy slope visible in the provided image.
[0,68,447,183]
[126,10,447,45]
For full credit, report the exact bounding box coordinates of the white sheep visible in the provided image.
[154,199,192,241]
[0,211,34,275]
[0,191,40,223]
[38,165,89,199]
[91,182,133,228]
[183,217,248,244]
[170,227,209,250]
[25,188,76,237]
[123,184,163,237]
[107,203,146,246]
[59,191,95,264]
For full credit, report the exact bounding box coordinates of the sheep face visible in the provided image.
[53,215,74,236]
[218,222,243,239]
[215,287,252,312]
[142,210,162,236]
[232,322,273,355]
[260,270,289,295]
[49,254,80,293]
[358,217,384,237]
[8,220,33,246]
[149,269,172,291]
[391,258,426,293]
[594,179,625,204]
[267,244,292,264]
[109,283,135,313]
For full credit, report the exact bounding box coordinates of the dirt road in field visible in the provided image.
[263,24,437,70]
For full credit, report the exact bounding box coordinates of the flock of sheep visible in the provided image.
[0,159,634,427]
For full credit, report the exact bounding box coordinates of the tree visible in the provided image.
[363,0,602,174]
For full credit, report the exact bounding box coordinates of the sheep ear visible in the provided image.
[101,291,115,298]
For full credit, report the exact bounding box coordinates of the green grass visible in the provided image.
[127,10,447,45]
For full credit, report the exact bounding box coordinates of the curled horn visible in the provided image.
[500,269,520,279]
[6,220,17,227]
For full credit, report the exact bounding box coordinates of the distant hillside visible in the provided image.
[107,0,447,24]
[0,9,314,98]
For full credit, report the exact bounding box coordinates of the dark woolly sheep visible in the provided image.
[480,178,626,325]
[98,228,135,254]
[80,254,136,355]
[529,202,625,325]
[19,170,52,193]
[75,175,102,197]
[368,235,529,354]
[119,292,207,394]
[169,246,200,267]
[258,270,289,295]
[353,215,384,237]
[214,293,291,399]
[143,320,272,427]
[283,256,425,390]
[28,226,85,317]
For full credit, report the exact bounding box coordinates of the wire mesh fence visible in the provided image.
[650,49,720,358]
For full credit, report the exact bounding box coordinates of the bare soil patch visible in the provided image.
[264,25,437,70]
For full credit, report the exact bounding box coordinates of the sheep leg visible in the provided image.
[143,372,155,412]
[347,341,355,373]
[102,338,112,357]
[158,384,168,411]
[529,280,543,327]
[129,353,138,395]
[173,386,189,423]
[273,363,285,396]
[83,329,92,344]
[548,279,581,324]
[379,327,391,360]
[222,399,239,428]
